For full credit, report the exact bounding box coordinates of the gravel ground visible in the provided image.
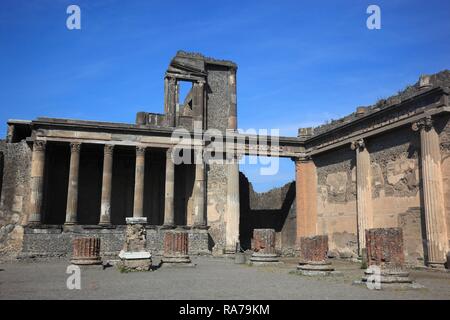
[0,257,449,300]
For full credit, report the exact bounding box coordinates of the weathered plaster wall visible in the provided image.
[314,146,358,258]
[368,127,424,265]
[437,114,450,245]
[0,140,32,258]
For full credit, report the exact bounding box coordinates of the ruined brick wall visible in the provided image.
[368,127,423,265]
[239,173,296,255]
[438,114,450,246]
[314,146,358,258]
[0,140,32,258]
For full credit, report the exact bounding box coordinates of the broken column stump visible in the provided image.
[71,237,102,265]
[161,229,194,267]
[250,229,281,265]
[118,217,152,272]
[362,228,412,286]
[297,235,335,275]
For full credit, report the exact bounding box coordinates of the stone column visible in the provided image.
[29,140,46,224]
[250,229,280,265]
[65,142,81,225]
[162,229,193,266]
[297,235,334,275]
[71,237,102,265]
[225,155,240,253]
[351,139,373,254]
[99,145,114,225]
[193,81,205,130]
[295,157,318,239]
[193,149,206,227]
[228,68,237,130]
[133,146,146,218]
[163,148,175,227]
[412,117,449,266]
[362,228,412,285]
[166,77,176,127]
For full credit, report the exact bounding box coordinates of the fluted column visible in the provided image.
[295,157,318,238]
[99,145,114,225]
[65,142,81,225]
[133,146,146,218]
[163,148,175,226]
[28,140,46,224]
[193,149,205,227]
[351,139,373,254]
[225,155,240,253]
[412,117,449,266]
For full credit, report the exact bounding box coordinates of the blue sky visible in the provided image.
[1,0,449,192]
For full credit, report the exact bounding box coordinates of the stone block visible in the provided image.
[299,235,328,263]
[162,229,193,266]
[250,229,280,265]
[365,227,405,269]
[297,235,334,275]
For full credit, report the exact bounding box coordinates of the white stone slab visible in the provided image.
[118,250,151,260]
[125,217,147,224]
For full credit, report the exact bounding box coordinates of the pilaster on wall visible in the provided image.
[351,139,373,254]
[412,116,449,266]
[295,158,318,240]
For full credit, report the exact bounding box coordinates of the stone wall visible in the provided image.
[0,140,32,258]
[314,145,358,258]
[312,127,426,264]
[239,173,296,256]
[20,226,209,259]
[438,114,450,245]
[368,127,424,265]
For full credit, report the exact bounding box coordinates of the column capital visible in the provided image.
[33,140,46,152]
[412,116,433,132]
[104,144,114,155]
[167,77,176,85]
[136,146,146,156]
[350,138,365,151]
[70,142,81,153]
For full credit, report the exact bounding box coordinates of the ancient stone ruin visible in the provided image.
[249,228,281,265]
[118,217,152,272]
[162,229,194,267]
[362,228,413,286]
[71,237,102,266]
[297,235,335,275]
[0,52,448,273]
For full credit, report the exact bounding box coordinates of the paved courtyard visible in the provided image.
[0,257,449,300]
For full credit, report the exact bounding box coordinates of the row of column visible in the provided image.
[295,115,448,266]
[28,142,207,228]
